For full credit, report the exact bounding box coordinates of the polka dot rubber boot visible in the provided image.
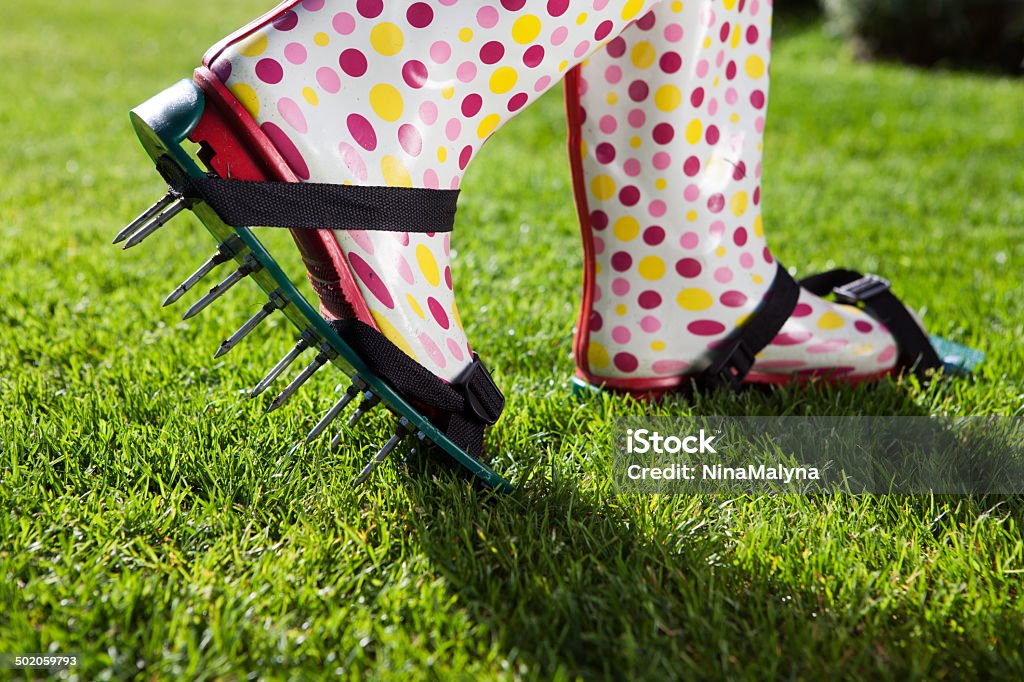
[566,0,902,394]
[199,0,662,382]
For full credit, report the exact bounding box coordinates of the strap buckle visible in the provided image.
[703,339,757,392]
[833,274,890,305]
[454,355,504,425]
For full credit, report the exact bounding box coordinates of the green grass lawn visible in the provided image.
[2,2,1023,680]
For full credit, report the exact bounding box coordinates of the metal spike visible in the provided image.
[114,192,177,244]
[162,236,241,306]
[250,331,316,397]
[304,378,367,444]
[213,290,287,359]
[182,255,261,320]
[122,196,189,249]
[266,344,337,413]
[346,392,382,428]
[353,419,411,487]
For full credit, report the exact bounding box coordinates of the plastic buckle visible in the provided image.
[706,339,756,392]
[454,354,504,425]
[833,274,890,305]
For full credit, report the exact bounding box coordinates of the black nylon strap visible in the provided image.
[168,173,459,232]
[327,318,503,458]
[798,269,942,378]
[695,263,801,392]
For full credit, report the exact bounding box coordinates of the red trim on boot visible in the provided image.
[189,66,376,327]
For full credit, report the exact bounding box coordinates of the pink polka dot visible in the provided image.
[551,26,569,46]
[348,229,375,254]
[573,40,591,59]
[430,41,451,64]
[277,97,308,134]
[396,254,415,284]
[332,12,355,35]
[612,326,631,344]
[419,333,447,369]
[445,118,462,141]
[284,42,307,65]
[648,200,667,217]
[398,124,423,157]
[739,253,755,269]
[680,232,699,249]
[599,116,617,134]
[772,331,813,346]
[684,184,700,201]
[457,61,477,83]
[653,359,688,374]
[534,75,552,92]
[808,339,850,354]
[652,152,671,170]
[419,100,438,124]
[477,6,499,28]
[714,267,733,283]
[316,66,341,93]
[447,337,466,362]
[623,159,641,177]
[423,169,439,189]
[720,290,747,307]
[605,65,622,84]
[628,109,646,128]
[337,142,368,181]
[640,316,661,333]
[664,23,683,42]
[302,0,324,9]
[612,277,630,296]
[878,345,898,363]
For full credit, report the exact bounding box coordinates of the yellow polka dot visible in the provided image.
[631,41,657,69]
[477,113,501,139]
[630,136,642,148]
[752,274,765,285]
[818,311,846,330]
[381,156,412,187]
[613,216,640,241]
[458,27,473,42]
[588,342,610,369]
[442,86,455,100]
[677,288,713,311]
[576,12,588,25]
[512,15,541,44]
[580,140,588,157]
[730,113,740,125]
[452,300,465,330]
[370,22,404,56]
[369,83,403,121]
[703,36,712,49]
[622,0,645,20]
[654,85,682,112]
[238,33,267,57]
[753,215,764,237]
[730,191,748,217]
[731,24,742,49]
[606,92,618,105]
[302,87,319,106]
[437,146,447,163]
[852,343,875,356]
[655,178,667,190]
[615,304,627,316]
[489,66,518,94]
[686,210,698,222]
[651,341,666,352]
[715,246,727,257]
[371,312,418,361]
[736,313,753,327]
[638,257,666,280]
[416,244,441,287]
[314,32,330,47]
[671,1,683,10]
[406,294,425,319]
[724,0,737,9]
[591,175,616,201]
[558,60,568,72]
[746,55,766,79]
[685,118,702,144]
[229,83,260,117]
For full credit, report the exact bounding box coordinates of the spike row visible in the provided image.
[352,417,414,487]
[266,343,339,414]
[163,235,242,306]
[304,377,369,444]
[113,191,182,245]
[213,289,289,359]
[182,254,262,320]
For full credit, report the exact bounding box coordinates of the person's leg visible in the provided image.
[566,0,910,393]
[202,0,662,382]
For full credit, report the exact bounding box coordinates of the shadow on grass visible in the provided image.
[402,380,1024,679]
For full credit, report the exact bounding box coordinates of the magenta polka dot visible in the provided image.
[638,290,662,309]
[523,45,546,68]
[596,142,616,164]
[611,251,633,272]
[643,226,665,245]
[302,0,324,9]
[480,41,505,64]
[773,331,814,346]
[590,311,603,332]
[427,297,450,329]
[406,2,434,28]
[676,258,702,277]
[547,0,570,16]
[461,93,483,117]
[459,145,473,170]
[339,49,367,77]
[508,93,529,112]
[348,252,394,308]
[660,52,682,73]
[683,156,701,176]
[652,122,674,144]
[720,291,748,307]
[855,320,874,333]
[688,320,727,336]
[595,19,614,41]
[255,58,283,84]
[628,80,649,102]
[273,10,298,31]
[347,114,377,151]
[792,303,813,318]
[402,60,428,88]
[501,0,526,10]
[261,122,308,179]
[606,37,627,58]
[614,352,639,373]
[356,0,383,19]
[707,193,726,213]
